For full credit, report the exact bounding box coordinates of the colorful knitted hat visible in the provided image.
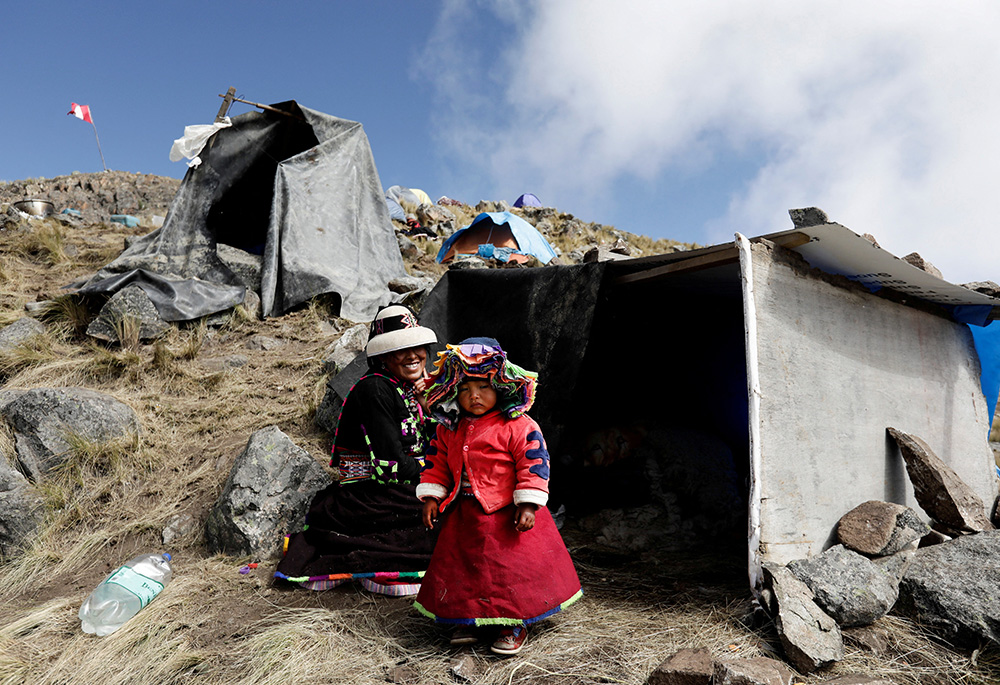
[426,337,538,428]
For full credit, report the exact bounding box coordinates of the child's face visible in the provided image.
[457,379,498,416]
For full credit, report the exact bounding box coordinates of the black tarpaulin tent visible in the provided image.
[80,101,405,321]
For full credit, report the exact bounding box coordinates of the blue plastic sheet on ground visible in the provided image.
[110,214,140,228]
[969,320,1000,435]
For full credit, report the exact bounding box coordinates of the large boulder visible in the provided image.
[897,530,1000,646]
[86,284,170,344]
[216,243,262,292]
[837,500,929,556]
[762,564,843,673]
[1,387,140,481]
[887,428,993,532]
[0,459,44,559]
[205,426,331,559]
[787,545,899,627]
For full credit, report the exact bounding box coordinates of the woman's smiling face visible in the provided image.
[457,378,497,416]
[382,346,427,383]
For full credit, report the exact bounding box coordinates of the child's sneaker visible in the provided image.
[490,626,527,655]
[449,626,478,646]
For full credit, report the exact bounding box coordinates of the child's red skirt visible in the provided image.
[414,496,582,626]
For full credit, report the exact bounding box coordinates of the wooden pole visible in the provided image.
[216,86,236,123]
[217,92,306,122]
[91,120,108,172]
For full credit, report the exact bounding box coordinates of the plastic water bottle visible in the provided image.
[79,552,172,636]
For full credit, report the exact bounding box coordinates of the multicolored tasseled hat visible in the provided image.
[426,337,538,428]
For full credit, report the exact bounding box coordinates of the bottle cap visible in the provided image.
[162,553,172,561]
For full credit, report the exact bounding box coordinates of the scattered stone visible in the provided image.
[1,387,140,481]
[872,547,914,585]
[821,676,894,685]
[763,563,843,673]
[321,324,368,375]
[387,664,420,684]
[583,244,632,263]
[474,200,510,213]
[841,624,892,655]
[897,529,1000,646]
[245,335,283,351]
[161,513,196,545]
[861,233,881,247]
[23,300,54,314]
[610,236,631,256]
[961,280,1000,298]
[887,428,994,532]
[448,653,480,682]
[415,203,455,232]
[787,545,898,627]
[788,207,829,228]
[837,500,929,557]
[205,426,332,559]
[448,256,488,270]
[0,459,44,559]
[646,646,714,684]
[0,317,45,353]
[86,284,170,344]
[396,233,418,259]
[901,252,943,279]
[388,274,436,294]
[216,243,263,292]
[713,657,795,685]
[201,355,249,372]
[241,289,262,320]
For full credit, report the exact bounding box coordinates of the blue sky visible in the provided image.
[4,1,999,283]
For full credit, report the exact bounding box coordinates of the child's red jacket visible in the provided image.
[416,410,550,513]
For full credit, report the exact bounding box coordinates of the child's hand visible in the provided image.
[414,371,431,412]
[515,503,538,532]
[422,498,440,530]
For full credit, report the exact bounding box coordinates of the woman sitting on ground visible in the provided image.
[275,305,438,595]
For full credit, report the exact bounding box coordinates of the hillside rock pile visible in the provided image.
[756,426,999,674]
[0,171,179,225]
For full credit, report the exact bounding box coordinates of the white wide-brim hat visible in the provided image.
[365,305,437,358]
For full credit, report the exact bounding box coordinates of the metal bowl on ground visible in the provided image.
[13,199,55,217]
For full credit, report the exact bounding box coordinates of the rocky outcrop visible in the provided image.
[887,428,993,532]
[1,387,140,481]
[321,323,368,375]
[205,426,331,559]
[763,563,843,673]
[897,530,1000,646]
[787,545,898,627]
[837,500,929,556]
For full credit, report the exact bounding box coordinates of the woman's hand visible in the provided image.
[422,498,440,530]
[414,371,431,413]
[515,503,538,532]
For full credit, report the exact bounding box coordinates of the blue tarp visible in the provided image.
[436,211,558,264]
[969,320,1000,434]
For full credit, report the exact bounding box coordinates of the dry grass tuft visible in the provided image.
[40,294,95,340]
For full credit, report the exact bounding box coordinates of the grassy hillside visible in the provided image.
[0,175,997,684]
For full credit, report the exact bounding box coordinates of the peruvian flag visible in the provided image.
[68,103,93,124]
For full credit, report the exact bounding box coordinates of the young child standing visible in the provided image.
[414,338,582,655]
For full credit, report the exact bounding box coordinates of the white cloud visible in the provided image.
[426,0,1000,282]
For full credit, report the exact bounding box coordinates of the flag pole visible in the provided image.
[90,120,108,172]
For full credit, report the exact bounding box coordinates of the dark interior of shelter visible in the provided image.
[202,102,317,255]
[552,259,750,561]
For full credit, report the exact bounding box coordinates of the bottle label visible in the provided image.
[104,566,164,608]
